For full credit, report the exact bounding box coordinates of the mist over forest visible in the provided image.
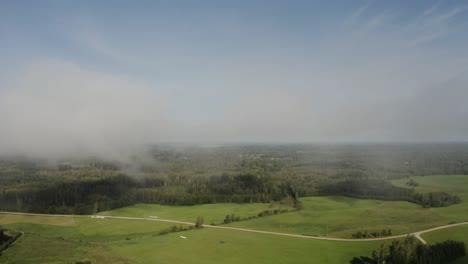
[1,1,468,263]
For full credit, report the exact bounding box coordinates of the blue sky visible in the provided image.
[0,0,468,157]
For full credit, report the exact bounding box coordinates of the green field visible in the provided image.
[0,214,188,263]
[0,214,76,226]
[107,227,379,264]
[99,202,292,225]
[422,225,468,264]
[99,196,439,238]
[221,175,468,238]
[0,214,379,264]
[392,175,468,201]
[227,196,426,237]
[93,175,468,238]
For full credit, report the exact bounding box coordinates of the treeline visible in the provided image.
[350,236,466,264]
[157,225,194,236]
[320,179,461,208]
[0,173,302,214]
[413,192,461,207]
[221,208,293,225]
[0,174,461,215]
[0,174,138,214]
[0,228,22,254]
[0,228,9,244]
[352,229,392,239]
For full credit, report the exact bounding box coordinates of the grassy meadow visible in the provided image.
[0,214,77,226]
[91,175,468,239]
[0,214,379,264]
[98,202,292,225]
[0,214,187,263]
[107,227,379,264]
[391,175,468,197]
[221,175,468,238]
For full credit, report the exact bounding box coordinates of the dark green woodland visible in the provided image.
[1,143,466,214]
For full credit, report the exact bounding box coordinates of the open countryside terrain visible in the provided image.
[0,214,189,263]
[215,175,468,238]
[98,202,293,225]
[106,227,379,264]
[0,213,380,264]
[75,174,468,240]
[0,214,76,226]
[392,175,468,201]
[2,175,467,263]
[2,0,468,262]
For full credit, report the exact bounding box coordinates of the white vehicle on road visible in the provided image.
[91,215,105,219]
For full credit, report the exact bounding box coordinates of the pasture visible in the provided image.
[0,213,76,226]
[0,213,379,264]
[108,226,379,264]
[226,175,468,238]
[98,202,292,225]
[0,215,186,263]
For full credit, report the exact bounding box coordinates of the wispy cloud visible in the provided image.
[346,2,466,46]
[409,31,445,46]
[431,7,465,25]
[363,11,391,31]
[62,17,145,67]
[407,6,467,45]
[423,4,439,17]
[349,2,372,24]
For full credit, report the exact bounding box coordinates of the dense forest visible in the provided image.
[0,143,467,214]
[350,236,466,264]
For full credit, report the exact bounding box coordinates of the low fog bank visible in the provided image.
[1,60,468,162]
[0,60,169,162]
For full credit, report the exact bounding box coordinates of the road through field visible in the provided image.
[1,211,466,244]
